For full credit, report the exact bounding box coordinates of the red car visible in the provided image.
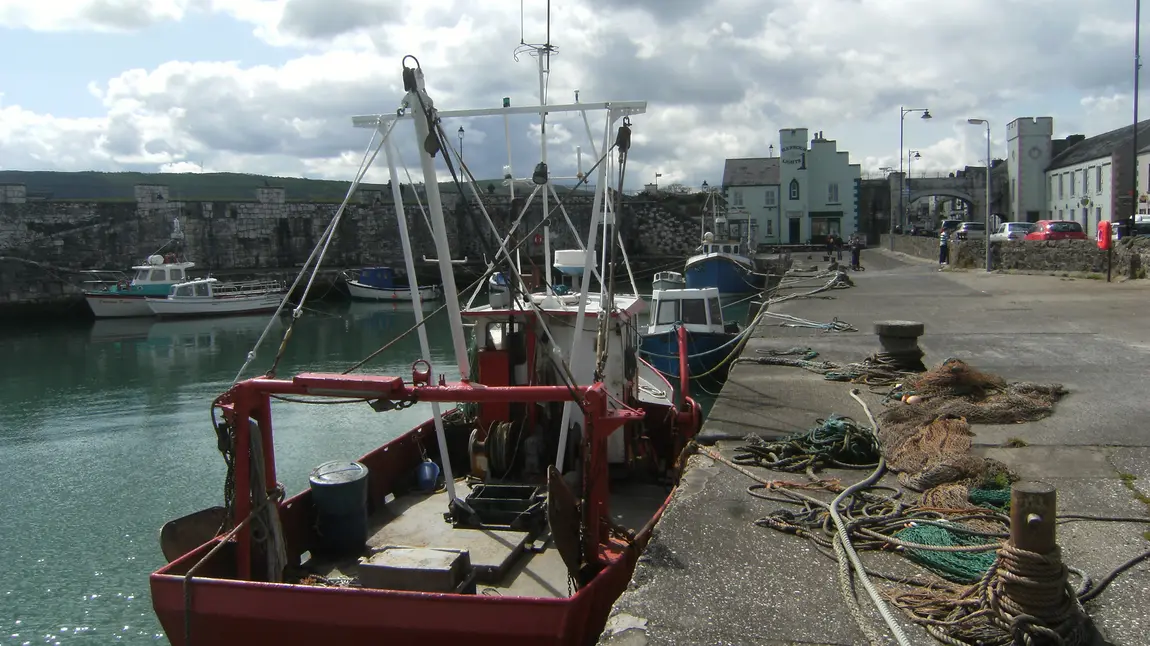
[1024,220,1088,241]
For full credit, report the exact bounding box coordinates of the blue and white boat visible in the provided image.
[344,266,444,302]
[639,286,740,380]
[683,189,764,295]
[684,231,762,295]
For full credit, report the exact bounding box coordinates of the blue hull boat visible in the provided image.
[639,286,740,382]
[640,328,736,380]
[684,255,762,295]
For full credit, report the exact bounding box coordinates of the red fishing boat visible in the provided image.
[149,23,701,646]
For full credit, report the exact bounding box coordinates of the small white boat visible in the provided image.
[344,267,444,302]
[651,270,686,291]
[146,278,286,318]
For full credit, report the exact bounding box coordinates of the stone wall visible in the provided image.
[881,233,1150,278]
[0,184,694,314]
[881,234,941,261]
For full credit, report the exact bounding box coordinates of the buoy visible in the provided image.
[906,395,923,405]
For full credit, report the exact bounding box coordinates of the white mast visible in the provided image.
[384,137,459,503]
[406,65,471,380]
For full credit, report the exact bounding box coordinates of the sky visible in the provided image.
[0,0,1143,190]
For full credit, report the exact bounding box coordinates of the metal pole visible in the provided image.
[410,69,471,380]
[538,54,553,295]
[1134,0,1142,233]
[892,108,903,250]
[985,121,992,272]
[384,138,458,503]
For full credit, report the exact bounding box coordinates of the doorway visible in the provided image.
[787,218,800,244]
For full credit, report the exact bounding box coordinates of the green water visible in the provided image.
[0,302,452,645]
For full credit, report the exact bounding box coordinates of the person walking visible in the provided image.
[938,228,950,267]
[835,235,844,261]
[849,234,863,270]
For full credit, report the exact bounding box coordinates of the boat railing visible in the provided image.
[79,270,131,291]
[208,279,285,298]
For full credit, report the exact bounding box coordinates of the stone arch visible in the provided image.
[887,173,987,230]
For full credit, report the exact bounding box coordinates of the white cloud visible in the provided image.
[0,0,1147,187]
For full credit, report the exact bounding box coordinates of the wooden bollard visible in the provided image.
[1009,480,1057,554]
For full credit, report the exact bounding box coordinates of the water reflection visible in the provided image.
[0,303,458,645]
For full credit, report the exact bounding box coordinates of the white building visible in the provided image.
[1008,117,1150,237]
[721,128,861,246]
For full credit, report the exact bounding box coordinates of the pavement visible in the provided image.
[598,249,1150,646]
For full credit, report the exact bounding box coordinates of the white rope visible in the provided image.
[231,118,397,383]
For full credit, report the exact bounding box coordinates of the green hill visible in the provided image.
[0,170,387,202]
[0,170,599,203]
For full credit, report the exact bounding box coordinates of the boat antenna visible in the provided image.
[515,0,558,293]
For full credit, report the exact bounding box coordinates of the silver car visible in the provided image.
[990,222,1034,241]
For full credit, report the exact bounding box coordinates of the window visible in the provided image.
[1050,221,1083,233]
[1069,171,1075,197]
[1058,174,1064,199]
[1011,179,1016,204]
[135,270,148,281]
[170,268,184,281]
[655,300,679,325]
[1048,176,1054,201]
[766,220,773,235]
[789,178,800,200]
[1083,168,1090,194]
[707,298,723,327]
[1097,167,1104,193]
[1096,207,1102,226]
[765,190,776,206]
[149,269,167,281]
[194,282,210,297]
[175,285,193,297]
[827,183,840,203]
[732,190,743,207]
[680,299,707,325]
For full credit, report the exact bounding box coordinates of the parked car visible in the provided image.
[955,222,986,240]
[1024,220,1087,241]
[990,222,1035,241]
[940,219,963,234]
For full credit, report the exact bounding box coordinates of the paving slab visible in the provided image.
[600,249,1150,646]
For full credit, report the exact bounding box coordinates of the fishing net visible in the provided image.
[894,523,999,583]
[875,359,1066,493]
[733,414,880,472]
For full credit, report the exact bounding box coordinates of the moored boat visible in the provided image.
[640,287,740,381]
[651,270,685,291]
[82,254,196,318]
[683,190,764,295]
[344,266,444,302]
[146,277,286,318]
[149,33,700,646]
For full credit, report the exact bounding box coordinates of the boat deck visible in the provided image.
[300,480,669,598]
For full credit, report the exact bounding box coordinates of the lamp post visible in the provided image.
[967,118,993,272]
[907,151,922,222]
[893,107,932,250]
[457,126,465,164]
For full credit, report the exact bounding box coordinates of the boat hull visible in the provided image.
[146,293,284,318]
[346,280,444,302]
[640,329,736,380]
[84,293,155,318]
[151,541,643,646]
[151,413,665,646]
[684,256,762,295]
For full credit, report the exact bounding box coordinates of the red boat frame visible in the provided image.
[151,367,699,646]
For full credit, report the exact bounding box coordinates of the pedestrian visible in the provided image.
[825,233,836,259]
[835,235,844,261]
[850,234,863,270]
[938,228,950,267]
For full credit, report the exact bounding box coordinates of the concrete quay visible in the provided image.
[599,250,1150,646]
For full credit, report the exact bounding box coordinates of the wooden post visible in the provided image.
[1009,480,1057,554]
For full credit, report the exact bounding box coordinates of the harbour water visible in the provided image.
[0,302,451,645]
[0,295,738,645]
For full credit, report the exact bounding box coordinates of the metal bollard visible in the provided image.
[872,320,926,370]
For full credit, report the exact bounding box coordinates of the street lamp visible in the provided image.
[458,126,465,164]
[967,118,993,273]
[893,107,932,249]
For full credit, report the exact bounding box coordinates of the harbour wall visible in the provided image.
[881,234,1150,278]
[0,183,703,318]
